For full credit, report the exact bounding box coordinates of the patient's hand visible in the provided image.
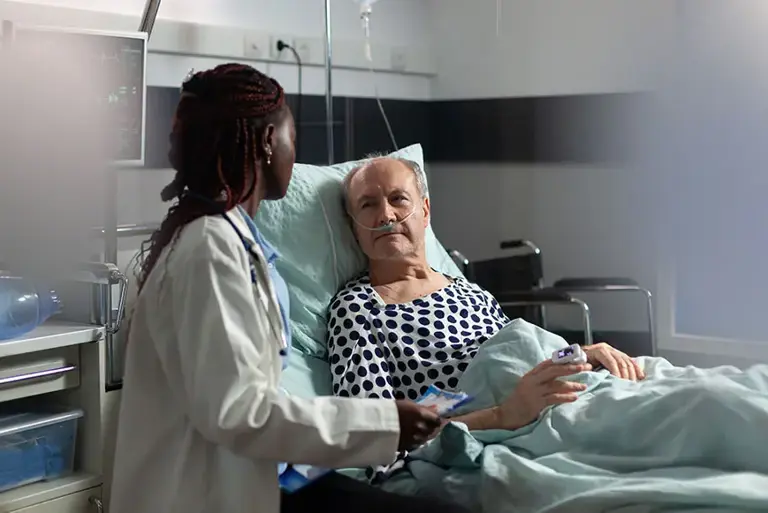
[583,342,645,381]
[426,418,451,441]
[495,360,591,431]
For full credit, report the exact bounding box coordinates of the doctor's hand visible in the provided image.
[583,342,645,381]
[394,401,442,452]
[494,360,591,431]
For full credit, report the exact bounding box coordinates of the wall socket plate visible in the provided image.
[293,37,314,64]
[391,46,408,71]
[243,32,270,60]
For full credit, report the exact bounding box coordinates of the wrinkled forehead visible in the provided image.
[348,159,418,200]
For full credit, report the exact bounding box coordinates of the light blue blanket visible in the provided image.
[381,319,768,512]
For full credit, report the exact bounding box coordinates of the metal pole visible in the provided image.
[104,168,118,264]
[138,0,163,37]
[324,0,334,164]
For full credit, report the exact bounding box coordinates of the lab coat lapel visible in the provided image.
[227,208,287,367]
[227,207,257,247]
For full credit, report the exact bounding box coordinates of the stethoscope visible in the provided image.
[219,211,289,358]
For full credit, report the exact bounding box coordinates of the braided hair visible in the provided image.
[137,63,286,291]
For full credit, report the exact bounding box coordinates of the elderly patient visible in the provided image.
[327,157,644,432]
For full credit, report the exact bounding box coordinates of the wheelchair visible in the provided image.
[449,240,656,356]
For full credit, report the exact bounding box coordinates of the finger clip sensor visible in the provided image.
[552,343,588,365]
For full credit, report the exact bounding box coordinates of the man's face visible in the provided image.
[346,159,430,262]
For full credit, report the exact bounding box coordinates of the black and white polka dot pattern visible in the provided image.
[327,274,510,401]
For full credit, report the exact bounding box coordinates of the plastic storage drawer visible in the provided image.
[0,409,83,493]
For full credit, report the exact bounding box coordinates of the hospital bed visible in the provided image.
[252,143,658,398]
[262,146,768,513]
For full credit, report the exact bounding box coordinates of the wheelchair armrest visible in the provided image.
[553,277,639,289]
[499,239,541,253]
[447,249,470,276]
[447,249,469,266]
[495,289,574,304]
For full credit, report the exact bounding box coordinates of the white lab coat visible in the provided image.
[109,208,400,513]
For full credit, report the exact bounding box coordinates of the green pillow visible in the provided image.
[254,144,463,359]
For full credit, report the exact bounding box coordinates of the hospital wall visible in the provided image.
[423,0,718,366]
[5,0,762,368]
[3,0,665,338]
[3,0,434,100]
[425,0,768,368]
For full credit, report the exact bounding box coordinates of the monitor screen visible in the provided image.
[13,27,147,164]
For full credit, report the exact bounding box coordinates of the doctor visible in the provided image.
[109,64,444,513]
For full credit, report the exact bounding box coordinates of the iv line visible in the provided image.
[360,7,399,151]
[497,0,502,37]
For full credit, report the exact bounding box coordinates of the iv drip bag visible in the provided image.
[353,0,380,13]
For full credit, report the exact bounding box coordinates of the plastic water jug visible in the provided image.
[0,276,62,341]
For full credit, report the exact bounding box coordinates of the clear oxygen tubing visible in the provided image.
[351,207,416,233]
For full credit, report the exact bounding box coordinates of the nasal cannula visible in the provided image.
[352,207,416,233]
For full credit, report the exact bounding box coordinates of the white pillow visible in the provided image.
[254,144,463,358]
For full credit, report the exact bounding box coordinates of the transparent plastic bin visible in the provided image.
[0,409,83,493]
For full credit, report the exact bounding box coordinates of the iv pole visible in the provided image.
[139,0,163,35]
[324,0,334,164]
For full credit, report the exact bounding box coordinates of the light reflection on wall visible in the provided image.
[657,0,768,342]
[0,29,109,279]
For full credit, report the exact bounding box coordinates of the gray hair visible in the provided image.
[342,154,428,212]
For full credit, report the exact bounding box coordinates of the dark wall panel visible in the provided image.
[290,95,348,165]
[144,86,178,168]
[143,86,643,168]
[427,98,535,163]
[532,93,646,165]
[427,93,642,164]
[144,88,349,168]
[348,98,431,158]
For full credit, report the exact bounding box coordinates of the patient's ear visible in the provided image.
[423,197,431,226]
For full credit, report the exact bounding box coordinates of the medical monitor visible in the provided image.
[12,25,148,165]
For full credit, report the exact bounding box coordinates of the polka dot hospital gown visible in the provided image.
[327,274,511,401]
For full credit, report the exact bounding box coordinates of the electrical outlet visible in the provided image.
[270,35,294,61]
[293,37,313,64]
[391,47,408,72]
[243,32,270,60]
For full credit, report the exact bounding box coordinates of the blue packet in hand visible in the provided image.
[279,464,331,493]
[415,385,473,416]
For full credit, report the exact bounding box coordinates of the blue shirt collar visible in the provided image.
[237,206,280,264]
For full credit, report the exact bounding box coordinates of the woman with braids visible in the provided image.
[109,64,464,513]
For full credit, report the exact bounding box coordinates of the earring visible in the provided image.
[266,147,273,166]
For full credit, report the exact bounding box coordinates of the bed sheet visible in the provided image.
[380,319,768,512]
